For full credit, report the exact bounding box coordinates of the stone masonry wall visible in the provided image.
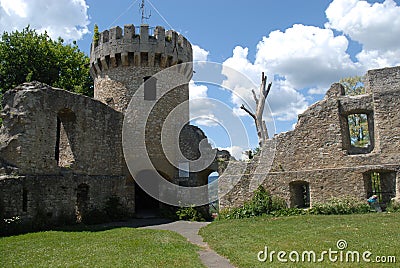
[0,174,128,224]
[0,82,135,225]
[0,82,124,176]
[219,66,400,209]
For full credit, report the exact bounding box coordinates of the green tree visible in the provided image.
[0,26,93,96]
[347,113,370,147]
[340,76,366,96]
[340,76,370,147]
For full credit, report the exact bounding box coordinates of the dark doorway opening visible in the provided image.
[290,181,310,208]
[134,170,162,218]
[76,183,89,223]
[364,171,396,210]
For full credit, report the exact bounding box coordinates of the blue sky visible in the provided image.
[1,0,400,159]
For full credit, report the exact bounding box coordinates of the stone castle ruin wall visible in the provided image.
[0,24,214,228]
[0,82,132,224]
[219,66,400,209]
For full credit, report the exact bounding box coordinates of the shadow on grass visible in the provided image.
[1,217,175,237]
[55,218,175,232]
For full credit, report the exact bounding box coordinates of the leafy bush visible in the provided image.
[246,186,287,215]
[176,206,205,222]
[218,190,372,220]
[309,197,370,215]
[160,204,207,221]
[218,207,249,220]
[218,186,287,220]
[387,200,400,212]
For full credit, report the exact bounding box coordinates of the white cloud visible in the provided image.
[189,80,219,127]
[191,114,219,127]
[268,80,308,121]
[223,46,261,84]
[0,0,90,41]
[325,0,400,50]
[189,80,208,100]
[325,0,400,69]
[219,145,249,161]
[356,48,400,70]
[190,46,213,128]
[1,0,27,17]
[308,87,327,95]
[192,44,209,62]
[222,45,308,123]
[255,24,360,90]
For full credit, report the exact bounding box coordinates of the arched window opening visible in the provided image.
[55,108,76,167]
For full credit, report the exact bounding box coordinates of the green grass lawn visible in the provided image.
[0,227,204,268]
[200,213,400,268]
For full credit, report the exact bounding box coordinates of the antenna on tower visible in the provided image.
[140,0,151,25]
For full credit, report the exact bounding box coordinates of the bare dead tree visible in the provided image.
[240,72,272,146]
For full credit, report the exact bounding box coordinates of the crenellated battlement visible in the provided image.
[89,24,193,77]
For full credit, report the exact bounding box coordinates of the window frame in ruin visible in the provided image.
[340,110,375,155]
[55,108,76,167]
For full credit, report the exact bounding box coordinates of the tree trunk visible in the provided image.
[240,72,272,147]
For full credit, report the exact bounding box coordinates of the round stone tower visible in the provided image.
[89,24,193,113]
[90,24,194,187]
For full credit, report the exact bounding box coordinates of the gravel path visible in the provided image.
[141,221,235,268]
